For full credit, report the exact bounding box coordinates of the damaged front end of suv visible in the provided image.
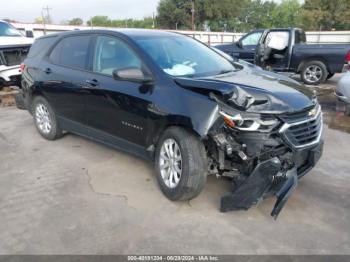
[176,68,323,219]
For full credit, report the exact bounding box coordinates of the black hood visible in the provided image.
[175,64,316,114]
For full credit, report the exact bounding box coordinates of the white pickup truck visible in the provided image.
[0,20,33,89]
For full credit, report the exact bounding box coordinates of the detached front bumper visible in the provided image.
[220,141,323,219]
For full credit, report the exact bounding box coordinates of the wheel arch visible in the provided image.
[297,57,330,73]
[151,119,203,150]
[25,84,51,115]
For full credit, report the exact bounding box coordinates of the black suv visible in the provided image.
[20,29,323,218]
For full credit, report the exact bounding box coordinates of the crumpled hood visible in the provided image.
[175,65,316,114]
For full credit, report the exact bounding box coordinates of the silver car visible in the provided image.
[336,72,350,103]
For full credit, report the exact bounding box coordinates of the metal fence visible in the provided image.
[12,22,350,45]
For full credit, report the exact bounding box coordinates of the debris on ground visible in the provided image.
[0,87,19,107]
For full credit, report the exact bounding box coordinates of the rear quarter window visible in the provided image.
[295,30,306,44]
[27,36,57,58]
[49,35,90,70]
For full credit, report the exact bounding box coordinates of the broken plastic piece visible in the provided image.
[271,167,298,219]
[220,157,281,212]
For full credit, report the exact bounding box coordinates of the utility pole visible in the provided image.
[152,12,155,29]
[191,0,195,31]
[42,5,52,24]
[41,5,52,35]
[41,10,46,35]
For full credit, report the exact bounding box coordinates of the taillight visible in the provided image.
[346,51,350,62]
[20,63,26,72]
[345,52,350,71]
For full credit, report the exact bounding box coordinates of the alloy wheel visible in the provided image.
[35,103,52,134]
[159,138,182,189]
[304,65,323,83]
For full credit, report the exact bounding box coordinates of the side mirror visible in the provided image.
[112,67,153,84]
[236,40,243,48]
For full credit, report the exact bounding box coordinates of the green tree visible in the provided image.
[156,0,249,31]
[156,0,192,29]
[86,16,154,29]
[271,0,301,28]
[68,18,84,26]
[34,17,44,24]
[301,0,350,30]
[87,16,111,27]
[156,0,280,32]
[197,0,247,31]
[111,17,155,29]
[236,0,276,32]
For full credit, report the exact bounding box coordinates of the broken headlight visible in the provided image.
[219,111,279,132]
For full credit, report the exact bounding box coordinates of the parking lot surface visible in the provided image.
[0,77,350,254]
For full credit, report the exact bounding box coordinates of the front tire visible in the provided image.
[32,96,63,140]
[300,60,328,85]
[155,127,207,201]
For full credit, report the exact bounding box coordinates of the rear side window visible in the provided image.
[295,30,306,44]
[49,35,90,69]
[27,36,57,58]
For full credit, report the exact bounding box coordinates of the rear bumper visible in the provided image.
[220,140,323,218]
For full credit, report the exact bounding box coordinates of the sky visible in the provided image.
[0,0,160,23]
[0,0,302,24]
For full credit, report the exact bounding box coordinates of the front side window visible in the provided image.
[93,36,142,76]
[0,22,23,37]
[241,31,263,46]
[135,35,237,77]
[49,35,90,69]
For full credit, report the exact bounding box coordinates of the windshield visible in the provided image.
[135,35,237,77]
[0,22,23,37]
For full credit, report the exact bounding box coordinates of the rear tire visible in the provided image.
[300,60,328,85]
[0,78,4,91]
[155,127,207,201]
[32,96,63,140]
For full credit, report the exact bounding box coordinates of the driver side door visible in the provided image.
[236,30,263,63]
[83,35,152,150]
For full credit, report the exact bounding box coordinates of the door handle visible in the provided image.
[85,79,99,87]
[44,68,52,74]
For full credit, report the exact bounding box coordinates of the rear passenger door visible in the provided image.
[40,34,91,124]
